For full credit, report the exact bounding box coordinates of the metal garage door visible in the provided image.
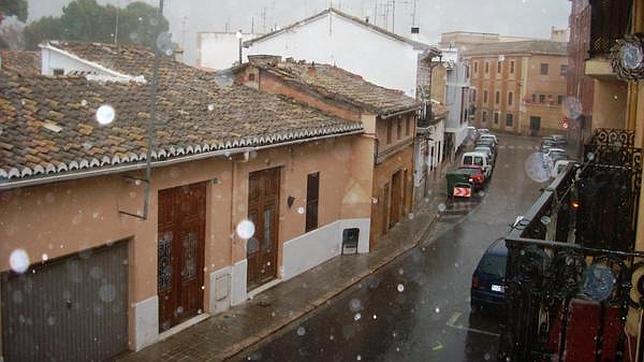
[1,241,128,361]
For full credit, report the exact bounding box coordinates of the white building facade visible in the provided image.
[441,48,471,160]
[240,8,438,98]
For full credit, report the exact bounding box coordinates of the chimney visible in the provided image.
[307,62,316,76]
[411,27,420,41]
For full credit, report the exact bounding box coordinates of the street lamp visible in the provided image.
[236,30,243,65]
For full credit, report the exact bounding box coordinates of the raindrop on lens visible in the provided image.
[10,249,30,274]
[438,203,446,212]
[236,220,255,239]
[96,105,115,125]
[397,284,405,293]
[207,104,215,111]
[297,207,305,214]
[354,313,362,321]
[296,326,306,336]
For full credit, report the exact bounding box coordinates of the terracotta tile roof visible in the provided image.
[461,40,568,57]
[0,45,362,185]
[245,8,437,52]
[248,56,421,116]
[43,41,203,81]
[0,51,41,76]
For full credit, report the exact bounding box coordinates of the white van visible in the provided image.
[479,134,498,145]
[462,151,493,178]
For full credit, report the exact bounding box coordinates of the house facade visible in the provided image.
[240,8,440,98]
[233,55,419,248]
[0,43,373,360]
[462,39,569,136]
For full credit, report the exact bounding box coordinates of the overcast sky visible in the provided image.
[27,0,571,64]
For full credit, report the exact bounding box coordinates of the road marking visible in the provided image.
[445,312,501,337]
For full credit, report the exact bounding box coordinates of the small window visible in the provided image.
[482,111,488,123]
[485,62,489,73]
[472,89,477,102]
[248,73,256,81]
[484,90,488,103]
[464,155,473,165]
[405,118,411,136]
[508,91,513,106]
[387,121,393,144]
[495,91,500,104]
[494,112,499,124]
[560,64,568,76]
[397,118,402,140]
[557,95,564,105]
[510,61,515,74]
[540,63,549,75]
[53,68,64,76]
[532,94,537,103]
[474,157,484,166]
[306,172,320,232]
[506,113,513,127]
[474,62,478,73]
[497,61,502,73]
[466,65,470,78]
[539,94,546,103]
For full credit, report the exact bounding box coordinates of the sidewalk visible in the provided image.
[119,180,450,362]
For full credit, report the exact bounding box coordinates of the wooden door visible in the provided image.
[390,170,402,227]
[382,183,390,236]
[157,182,206,332]
[247,167,280,290]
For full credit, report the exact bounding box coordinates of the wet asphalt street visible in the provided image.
[235,134,545,362]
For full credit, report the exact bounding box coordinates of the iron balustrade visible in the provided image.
[500,129,644,361]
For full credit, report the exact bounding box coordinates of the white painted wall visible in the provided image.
[245,12,424,97]
[198,32,262,70]
[209,266,232,315]
[133,295,159,351]
[41,48,106,76]
[281,218,369,280]
[231,259,248,306]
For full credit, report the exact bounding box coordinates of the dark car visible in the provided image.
[471,238,508,313]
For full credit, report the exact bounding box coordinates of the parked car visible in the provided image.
[462,151,493,178]
[540,139,556,152]
[551,134,568,145]
[544,148,566,158]
[478,128,491,134]
[471,238,508,313]
[474,146,495,165]
[476,138,496,151]
[458,165,486,189]
[479,134,499,145]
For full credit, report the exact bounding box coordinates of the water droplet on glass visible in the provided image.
[438,203,447,212]
[397,284,405,293]
[524,152,551,183]
[156,32,175,55]
[398,268,404,275]
[208,104,215,111]
[296,326,306,336]
[236,220,255,239]
[297,207,305,214]
[349,298,363,312]
[372,314,377,320]
[540,216,552,225]
[10,249,30,274]
[587,152,595,161]
[357,355,362,361]
[96,104,115,125]
[81,99,88,106]
[41,253,49,261]
[82,142,93,151]
[435,307,441,313]
[47,315,56,326]
[98,284,116,303]
[354,312,362,321]
[563,97,582,119]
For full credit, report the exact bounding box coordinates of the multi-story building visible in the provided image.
[462,39,568,136]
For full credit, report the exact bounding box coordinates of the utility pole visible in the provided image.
[114,0,120,45]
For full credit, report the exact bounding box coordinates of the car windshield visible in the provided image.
[4,1,642,361]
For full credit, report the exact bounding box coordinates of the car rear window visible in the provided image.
[479,254,507,277]
[474,157,484,166]
[464,156,473,164]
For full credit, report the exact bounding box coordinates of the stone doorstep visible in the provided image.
[218,205,442,360]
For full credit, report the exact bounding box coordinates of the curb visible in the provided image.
[222,206,442,360]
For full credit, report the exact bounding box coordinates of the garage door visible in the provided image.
[1,241,128,361]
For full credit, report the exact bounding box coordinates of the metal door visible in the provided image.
[158,182,206,332]
[247,167,280,290]
[1,242,128,361]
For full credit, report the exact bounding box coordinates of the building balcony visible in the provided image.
[499,128,644,361]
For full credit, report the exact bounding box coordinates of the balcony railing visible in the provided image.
[500,129,643,361]
[589,0,632,57]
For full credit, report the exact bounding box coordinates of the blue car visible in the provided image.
[471,238,508,312]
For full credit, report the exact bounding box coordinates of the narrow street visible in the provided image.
[235,134,545,361]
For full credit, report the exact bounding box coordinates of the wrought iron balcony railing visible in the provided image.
[500,128,644,361]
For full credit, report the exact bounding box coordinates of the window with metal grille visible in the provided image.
[485,62,489,73]
[474,62,478,73]
[387,121,393,144]
[508,91,513,106]
[510,61,515,74]
[539,94,546,103]
[495,91,500,104]
[497,61,502,73]
[484,90,488,103]
[306,172,319,232]
[494,112,499,124]
[540,63,549,75]
[560,64,568,76]
[557,95,564,105]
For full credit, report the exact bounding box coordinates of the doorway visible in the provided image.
[157,182,206,332]
[246,167,281,290]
